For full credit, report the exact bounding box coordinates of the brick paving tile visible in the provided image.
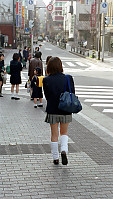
[0,92,113,199]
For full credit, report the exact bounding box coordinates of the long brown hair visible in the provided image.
[47,57,63,75]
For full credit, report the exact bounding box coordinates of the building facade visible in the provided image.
[51,0,68,35]
[0,0,14,47]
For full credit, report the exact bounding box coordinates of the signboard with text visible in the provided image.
[91,0,97,28]
[16,0,22,27]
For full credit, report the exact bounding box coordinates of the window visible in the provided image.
[79,14,91,21]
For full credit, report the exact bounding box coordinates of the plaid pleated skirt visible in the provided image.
[45,114,72,124]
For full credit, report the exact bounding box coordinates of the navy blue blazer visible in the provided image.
[43,73,75,115]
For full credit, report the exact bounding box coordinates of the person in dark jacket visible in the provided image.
[28,52,43,81]
[0,53,4,97]
[43,57,75,165]
[19,49,22,63]
[23,46,29,68]
[45,56,52,75]
[10,53,22,100]
[31,67,43,108]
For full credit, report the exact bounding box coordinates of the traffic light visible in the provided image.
[104,17,110,26]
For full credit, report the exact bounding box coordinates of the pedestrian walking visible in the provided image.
[23,46,29,68]
[33,47,39,58]
[0,53,5,97]
[28,52,43,81]
[28,47,31,63]
[31,67,44,108]
[19,49,22,63]
[43,57,75,165]
[45,56,52,75]
[28,52,43,100]
[38,45,42,61]
[10,53,22,100]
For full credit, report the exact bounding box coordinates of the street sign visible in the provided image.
[25,28,29,32]
[29,20,34,28]
[47,4,53,12]
[28,0,34,11]
[100,2,108,14]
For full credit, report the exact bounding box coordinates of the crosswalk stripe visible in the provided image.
[76,88,113,92]
[76,85,113,88]
[84,99,113,103]
[103,109,113,113]
[75,62,87,66]
[91,104,113,107]
[76,92,113,95]
[5,88,26,91]
[66,62,76,66]
[78,95,113,98]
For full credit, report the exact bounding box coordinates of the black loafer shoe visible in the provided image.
[0,95,3,97]
[11,97,15,100]
[53,159,59,165]
[15,97,20,100]
[61,151,68,165]
[38,104,43,107]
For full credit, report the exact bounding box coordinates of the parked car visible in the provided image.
[38,36,43,42]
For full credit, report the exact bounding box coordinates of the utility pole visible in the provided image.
[31,28,33,57]
[97,0,101,60]
[102,13,105,62]
[13,0,16,48]
[102,0,107,62]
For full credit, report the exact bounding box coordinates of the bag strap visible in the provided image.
[64,75,73,104]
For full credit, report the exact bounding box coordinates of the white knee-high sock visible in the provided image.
[61,135,68,154]
[51,142,59,160]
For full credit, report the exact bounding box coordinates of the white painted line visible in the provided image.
[66,62,75,67]
[91,104,113,107]
[78,95,113,98]
[76,85,113,89]
[103,109,113,113]
[76,92,113,95]
[3,84,26,88]
[64,68,82,72]
[84,99,113,103]
[75,62,87,66]
[45,48,52,50]
[76,88,113,92]
[5,87,26,91]
[85,63,96,67]
[73,113,113,137]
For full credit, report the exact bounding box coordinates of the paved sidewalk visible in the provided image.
[0,90,113,199]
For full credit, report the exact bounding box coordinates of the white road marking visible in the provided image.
[5,87,26,91]
[64,68,82,72]
[76,88,113,92]
[78,95,113,98]
[76,92,113,95]
[66,62,76,66]
[45,48,52,50]
[103,109,113,113]
[76,85,113,89]
[84,99,113,103]
[91,104,113,107]
[75,62,87,66]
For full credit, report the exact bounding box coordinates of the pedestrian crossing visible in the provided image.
[3,75,113,114]
[76,85,113,113]
[2,72,30,96]
[43,58,113,71]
